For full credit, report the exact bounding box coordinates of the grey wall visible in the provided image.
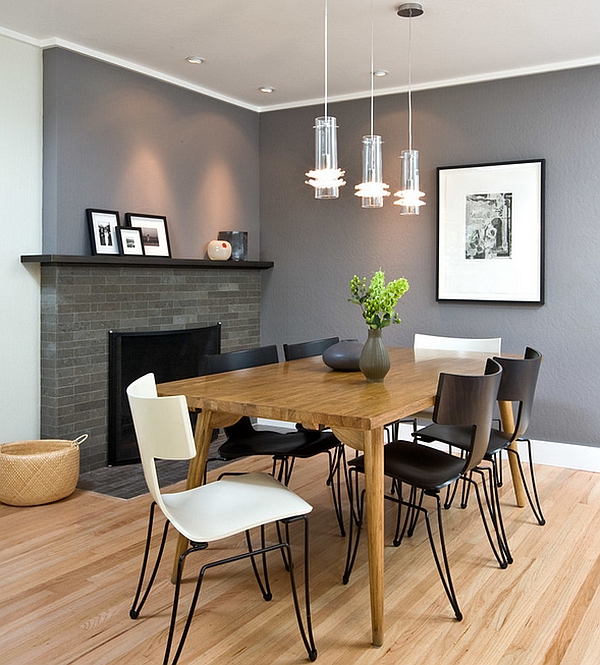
[259,66,600,447]
[43,48,260,260]
[40,48,600,446]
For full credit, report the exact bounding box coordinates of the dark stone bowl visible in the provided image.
[322,339,363,371]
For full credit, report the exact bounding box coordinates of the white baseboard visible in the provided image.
[256,418,600,474]
[526,439,600,473]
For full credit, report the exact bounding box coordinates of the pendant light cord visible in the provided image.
[370,0,374,136]
[407,12,413,151]
[324,0,329,119]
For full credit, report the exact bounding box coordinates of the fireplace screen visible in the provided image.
[108,323,221,465]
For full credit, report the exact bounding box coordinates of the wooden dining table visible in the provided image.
[158,346,525,648]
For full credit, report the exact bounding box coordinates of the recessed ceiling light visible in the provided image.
[186,56,205,65]
[373,70,389,77]
[259,86,274,94]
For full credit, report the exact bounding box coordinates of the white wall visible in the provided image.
[0,33,42,441]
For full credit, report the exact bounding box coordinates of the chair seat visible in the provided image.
[416,423,511,458]
[162,472,312,543]
[349,440,466,491]
[218,428,339,460]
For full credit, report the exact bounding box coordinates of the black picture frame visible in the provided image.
[86,209,121,255]
[437,159,545,304]
[125,213,171,257]
[117,227,145,256]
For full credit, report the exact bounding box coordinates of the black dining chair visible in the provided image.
[282,336,339,361]
[205,344,347,536]
[416,347,545,527]
[342,358,504,622]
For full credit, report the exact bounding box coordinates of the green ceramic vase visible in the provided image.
[359,328,391,382]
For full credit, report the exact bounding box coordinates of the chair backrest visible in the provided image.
[205,345,279,374]
[205,346,279,438]
[414,333,501,354]
[283,337,340,361]
[126,373,195,509]
[493,347,542,441]
[433,358,502,472]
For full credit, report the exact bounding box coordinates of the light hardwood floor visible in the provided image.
[2,452,600,665]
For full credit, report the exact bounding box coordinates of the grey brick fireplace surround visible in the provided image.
[24,256,273,473]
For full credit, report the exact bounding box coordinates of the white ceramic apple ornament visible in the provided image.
[207,239,232,261]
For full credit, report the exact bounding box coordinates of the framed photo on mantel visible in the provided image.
[125,213,171,257]
[86,208,121,255]
[117,227,145,256]
[437,159,545,304]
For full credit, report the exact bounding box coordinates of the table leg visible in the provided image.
[498,400,526,508]
[332,425,385,647]
[362,428,385,647]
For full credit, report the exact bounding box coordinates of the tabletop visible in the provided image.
[158,347,493,431]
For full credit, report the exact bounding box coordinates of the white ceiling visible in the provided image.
[2,0,600,111]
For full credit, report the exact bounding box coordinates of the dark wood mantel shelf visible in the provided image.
[21,254,274,270]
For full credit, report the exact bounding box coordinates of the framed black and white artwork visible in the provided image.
[125,213,171,257]
[117,227,145,256]
[86,209,121,256]
[437,159,545,304]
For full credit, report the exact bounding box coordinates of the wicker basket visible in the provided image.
[0,435,87,506]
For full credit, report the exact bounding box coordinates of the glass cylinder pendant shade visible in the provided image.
[305,116,346,199]
[354,135,390,208]
[393,149,426,214]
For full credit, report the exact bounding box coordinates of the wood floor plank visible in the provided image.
[2,455,600,664]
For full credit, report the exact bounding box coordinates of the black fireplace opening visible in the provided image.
[108,323,221,465]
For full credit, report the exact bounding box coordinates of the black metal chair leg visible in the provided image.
[245,525,273,601]
[326,445,347,537]
[393,483,417,546]
[466,472,509,569]
[392,479,405,545]
[507,442,546,525]
[342,468,364,584]
[423,494,463,621]
[164,542,209,665]
[443,477,460,510]
[406,486,424,537]
[283,516,318,662]
[130,502,170,620]
[165,528,316,665]
[485,460,513,564]
[476,463,512,565]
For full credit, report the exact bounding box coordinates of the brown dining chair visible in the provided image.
[343,359,504,621]
[416,347,545,529]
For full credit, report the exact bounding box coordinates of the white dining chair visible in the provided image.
[385,334,502,441]
[413,333,502,353]
[126,373,317,664]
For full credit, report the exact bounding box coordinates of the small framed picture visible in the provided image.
[125,213,171,257]
[117,227,145,256]
[86,209,121,255]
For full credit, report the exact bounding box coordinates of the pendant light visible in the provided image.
[355,0,390,208]
[393,2,426,214]
[305,0,346,199]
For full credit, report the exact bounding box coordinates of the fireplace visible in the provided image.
[108,323,221,465]
[24,254,273,473]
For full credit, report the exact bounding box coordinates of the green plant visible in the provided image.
[349,269,410,330]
